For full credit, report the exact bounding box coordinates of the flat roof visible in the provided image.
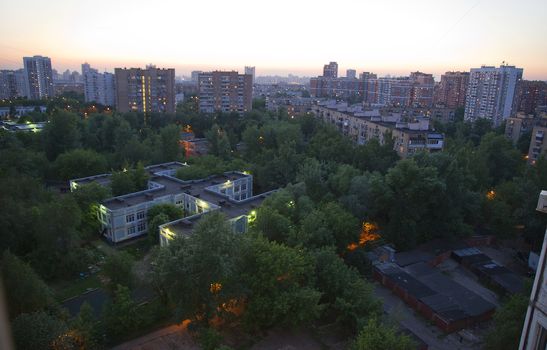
[165,192,273,237]
[377,261,495,321]
[102,172,249,210]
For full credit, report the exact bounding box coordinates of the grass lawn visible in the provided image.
[120,238,151,260]
[53,274,102,302]
[90,239,118,257]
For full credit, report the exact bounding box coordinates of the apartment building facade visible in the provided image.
[515,80,547,115]
[505,112,537,145]
[434,71,469,108]
[0,70,22,99]
[82,63,116,106]
[115,66,175,114]
[23,55,54,99]
[464,65,523,127]
[198,71,252,114]
[311,67,434,107]
[312,103,444,158]
[528,119,547,164]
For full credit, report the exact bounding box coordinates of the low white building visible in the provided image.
[70,162,273,244]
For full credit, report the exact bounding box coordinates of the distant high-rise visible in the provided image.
[198,71,252,114]
[191,70,202,82]
[464,65,523,126]
[82,63,116,106]
[434,71,469,109]
[515,80,547,115]
[0,70,20,99]
[244,66,255,84]
[409,72,435,107]
[23,55,54,99]
[323,62,338,78]
[346,69,356,79]
[115,66,175,114]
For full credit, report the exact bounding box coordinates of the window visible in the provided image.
[136,211,145,220]
[241,183,247,191]
[126,214,135,223]
[137,222,146,232]
[127,226,136,235]
[176,199,183,205]
[234,185,240,192]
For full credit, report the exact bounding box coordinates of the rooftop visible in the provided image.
[102,171,249,210]
[379,261,496,321]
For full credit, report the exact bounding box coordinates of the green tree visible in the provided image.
[30,195,86,279]
[71,302,100,349]
[314,248,381,331]
[102,251,134,290]
[350,318,415,350]
[382,159,445,249]
[148,213,170,245]
[132,161,149,190]
[72,182,111,239]
[296,158,328,202]
[253,206,293,242]
[150,212,242,324]
[110,169,136,196]
[160,124,182,162]
[54,149,108,181]
[102,285,141,340]
[43,111,80,160]
[484,294,528,350]
[147,203,183,221]
[240,235,322,330]
[206,124,232,160]
[12,311,67,350]
[1,251,54,318]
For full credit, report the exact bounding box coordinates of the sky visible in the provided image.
[1,0,546,79]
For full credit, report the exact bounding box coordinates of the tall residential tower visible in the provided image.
[115,66,175,114]
[198,71,252,114]
[464,65,523,126]
[23,55,54,99]
[82,63,116,106]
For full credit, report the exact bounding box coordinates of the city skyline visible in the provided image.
[1,0,546,80]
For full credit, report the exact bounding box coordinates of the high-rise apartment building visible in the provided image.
[191,70,202,82]
[0,70,20,99]
[346,69,357,79]
[23,55,54,99]
[14,69,28,98]
[515,80,547,115]
[323,62,338,78]
[464,65,523,126]
[82,63,116,106]
[244,66,255,85]
[115,66,175,114]
[409,71,435,107]
[198,71,252,114]
[434,71,469,108]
